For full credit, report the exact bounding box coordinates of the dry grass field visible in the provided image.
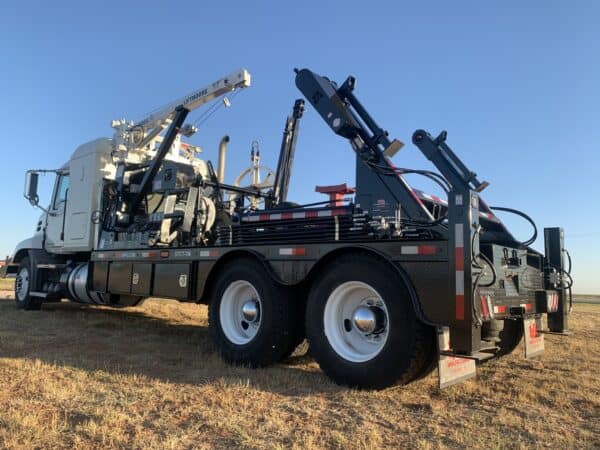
[0,282,598,449]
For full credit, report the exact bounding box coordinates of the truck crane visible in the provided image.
[2,68,572,390]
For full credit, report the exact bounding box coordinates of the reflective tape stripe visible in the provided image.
[494,305,507,314]
[242,208,350,222]
[480,295,490,319]
[419,245,437,255]
[401,246,419,255]
[401,245,439,255]
[455,248,464,270]
[549,292,559,312]
[334,216,339,241]
[455,295,465,321]
[455,224,464,247]
[279,248,306,256]
[455,223,465,320]
[455,272,465,295]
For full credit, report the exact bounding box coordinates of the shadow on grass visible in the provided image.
[0,296,337,396]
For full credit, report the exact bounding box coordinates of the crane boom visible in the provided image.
[133,68,251,131]
[113,69,251,221]
[111,69,251,158]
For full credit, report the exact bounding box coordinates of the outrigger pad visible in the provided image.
[437,327,476,389]
[523,317,545,359]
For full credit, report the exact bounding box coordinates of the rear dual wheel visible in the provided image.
[208,253,435,389]
[208,258,301,367]
[305,253,435,389]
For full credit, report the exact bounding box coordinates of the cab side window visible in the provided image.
[53,174,70,209]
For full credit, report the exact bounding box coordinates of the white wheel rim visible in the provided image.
[219,280,262,345]
[323,281,389,363]
[15,267,29,301]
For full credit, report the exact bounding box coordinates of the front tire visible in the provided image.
[305,253,434,389]
[208,258,298,367]
[14,257,42,311]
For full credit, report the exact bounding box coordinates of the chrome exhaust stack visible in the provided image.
[217,135,230,183]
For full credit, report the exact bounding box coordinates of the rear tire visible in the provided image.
[482,319,524,356]
[499,319,523,355]
[305,253,434,389]
[14,257,42,311]
[208,258,298,367]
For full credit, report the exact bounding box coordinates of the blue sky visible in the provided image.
[0,1,598,293]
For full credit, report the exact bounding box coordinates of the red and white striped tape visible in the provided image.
[455,223,465,321]
[278,247,306,256]
[400,245,438,255]
[243,208,348,222]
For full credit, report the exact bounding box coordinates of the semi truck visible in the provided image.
[1,68,572,389]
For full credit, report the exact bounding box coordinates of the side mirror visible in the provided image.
[25,172,40,206]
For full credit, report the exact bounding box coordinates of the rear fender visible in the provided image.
[295,246,430,325]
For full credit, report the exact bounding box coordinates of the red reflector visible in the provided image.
[454,247,464,270]
[549,292,559,312]
[418,245,437,255]
[456,295,465,320]
[496,305,506,314]
[525,303,533,312]
[480,295,490,319]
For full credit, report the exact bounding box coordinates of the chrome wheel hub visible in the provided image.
[324,281,390,363]
[352,305,385,334]
[241,300,260,323]
[220,280,262,345]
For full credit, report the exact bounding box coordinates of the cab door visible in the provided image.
[44,173,70,252]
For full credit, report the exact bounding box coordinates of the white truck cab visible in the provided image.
[43,139,116,254]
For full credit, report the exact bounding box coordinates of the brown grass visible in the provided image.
[0,278,13,290]
[0,292,598,449]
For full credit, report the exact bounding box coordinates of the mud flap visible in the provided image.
[523,316,544,358]
[437,327,476,389]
